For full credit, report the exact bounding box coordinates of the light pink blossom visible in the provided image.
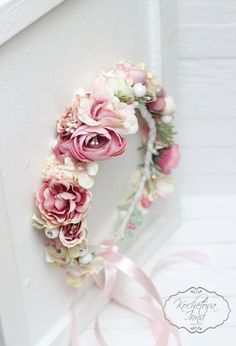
[77,93,138,135]
[116,61,147,85]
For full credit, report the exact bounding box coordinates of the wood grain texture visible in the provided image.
[178,58,236,119]
[179,0,236,25]
[180,147,236,174]
[181,173,236,196]
[179,25,236,58]
[180,119,236,146]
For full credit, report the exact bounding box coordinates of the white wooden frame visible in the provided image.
[0,0,65,45]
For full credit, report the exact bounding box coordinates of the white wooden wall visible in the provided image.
[0,1,179,345]
[178,0,236,195]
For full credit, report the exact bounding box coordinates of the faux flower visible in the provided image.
[116,61,148,86]
[53,136,72,162]
[69,125,127,162]
[141,196,152,209]
[148,96,176,115]
[92,72,133,100]
[155,144,180,174]
[36,178,91,228]
[66,259,103,287]
[45,243,69,265]
[43,155,99,189]
[76,92,138,135]
[57,102,82,137]
[59,218,87,248]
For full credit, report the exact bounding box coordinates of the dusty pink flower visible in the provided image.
[155,144,180,174]
[36,178,91,227]
[69,125,127,162]
[148,95,176,116]
[77,93,138,135]
[53,136,72,162]
[116,61,147,85]
[141,196,152,209]
[59,219,86,248]
[147,96,166,113]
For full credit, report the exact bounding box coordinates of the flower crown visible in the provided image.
[33,61,180,287]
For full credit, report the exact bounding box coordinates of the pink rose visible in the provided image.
[69,125,127,162]
[36,178,91,227]
[155,144,180,174]
[116,61,147,85]
[59,219,86,248]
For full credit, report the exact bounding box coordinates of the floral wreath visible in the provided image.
[33,61,180,287]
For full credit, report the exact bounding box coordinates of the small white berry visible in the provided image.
[79,253,93,265]
[133,83,147,98]
[70,129,75,133]
[160,115,173,124]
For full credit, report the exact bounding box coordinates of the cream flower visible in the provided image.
[76,93,138,135]
[42,155,99,189]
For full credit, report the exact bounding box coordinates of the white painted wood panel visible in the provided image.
[0,0,65,45]
[179,25,236,58]
[180,119,236,146]
[181,173,236,196]
[180,147,236,174]
[178,58,236,119]
[179,0,236,25]
[181,195,236,218]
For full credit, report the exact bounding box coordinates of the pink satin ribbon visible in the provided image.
[71,243,213,346]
